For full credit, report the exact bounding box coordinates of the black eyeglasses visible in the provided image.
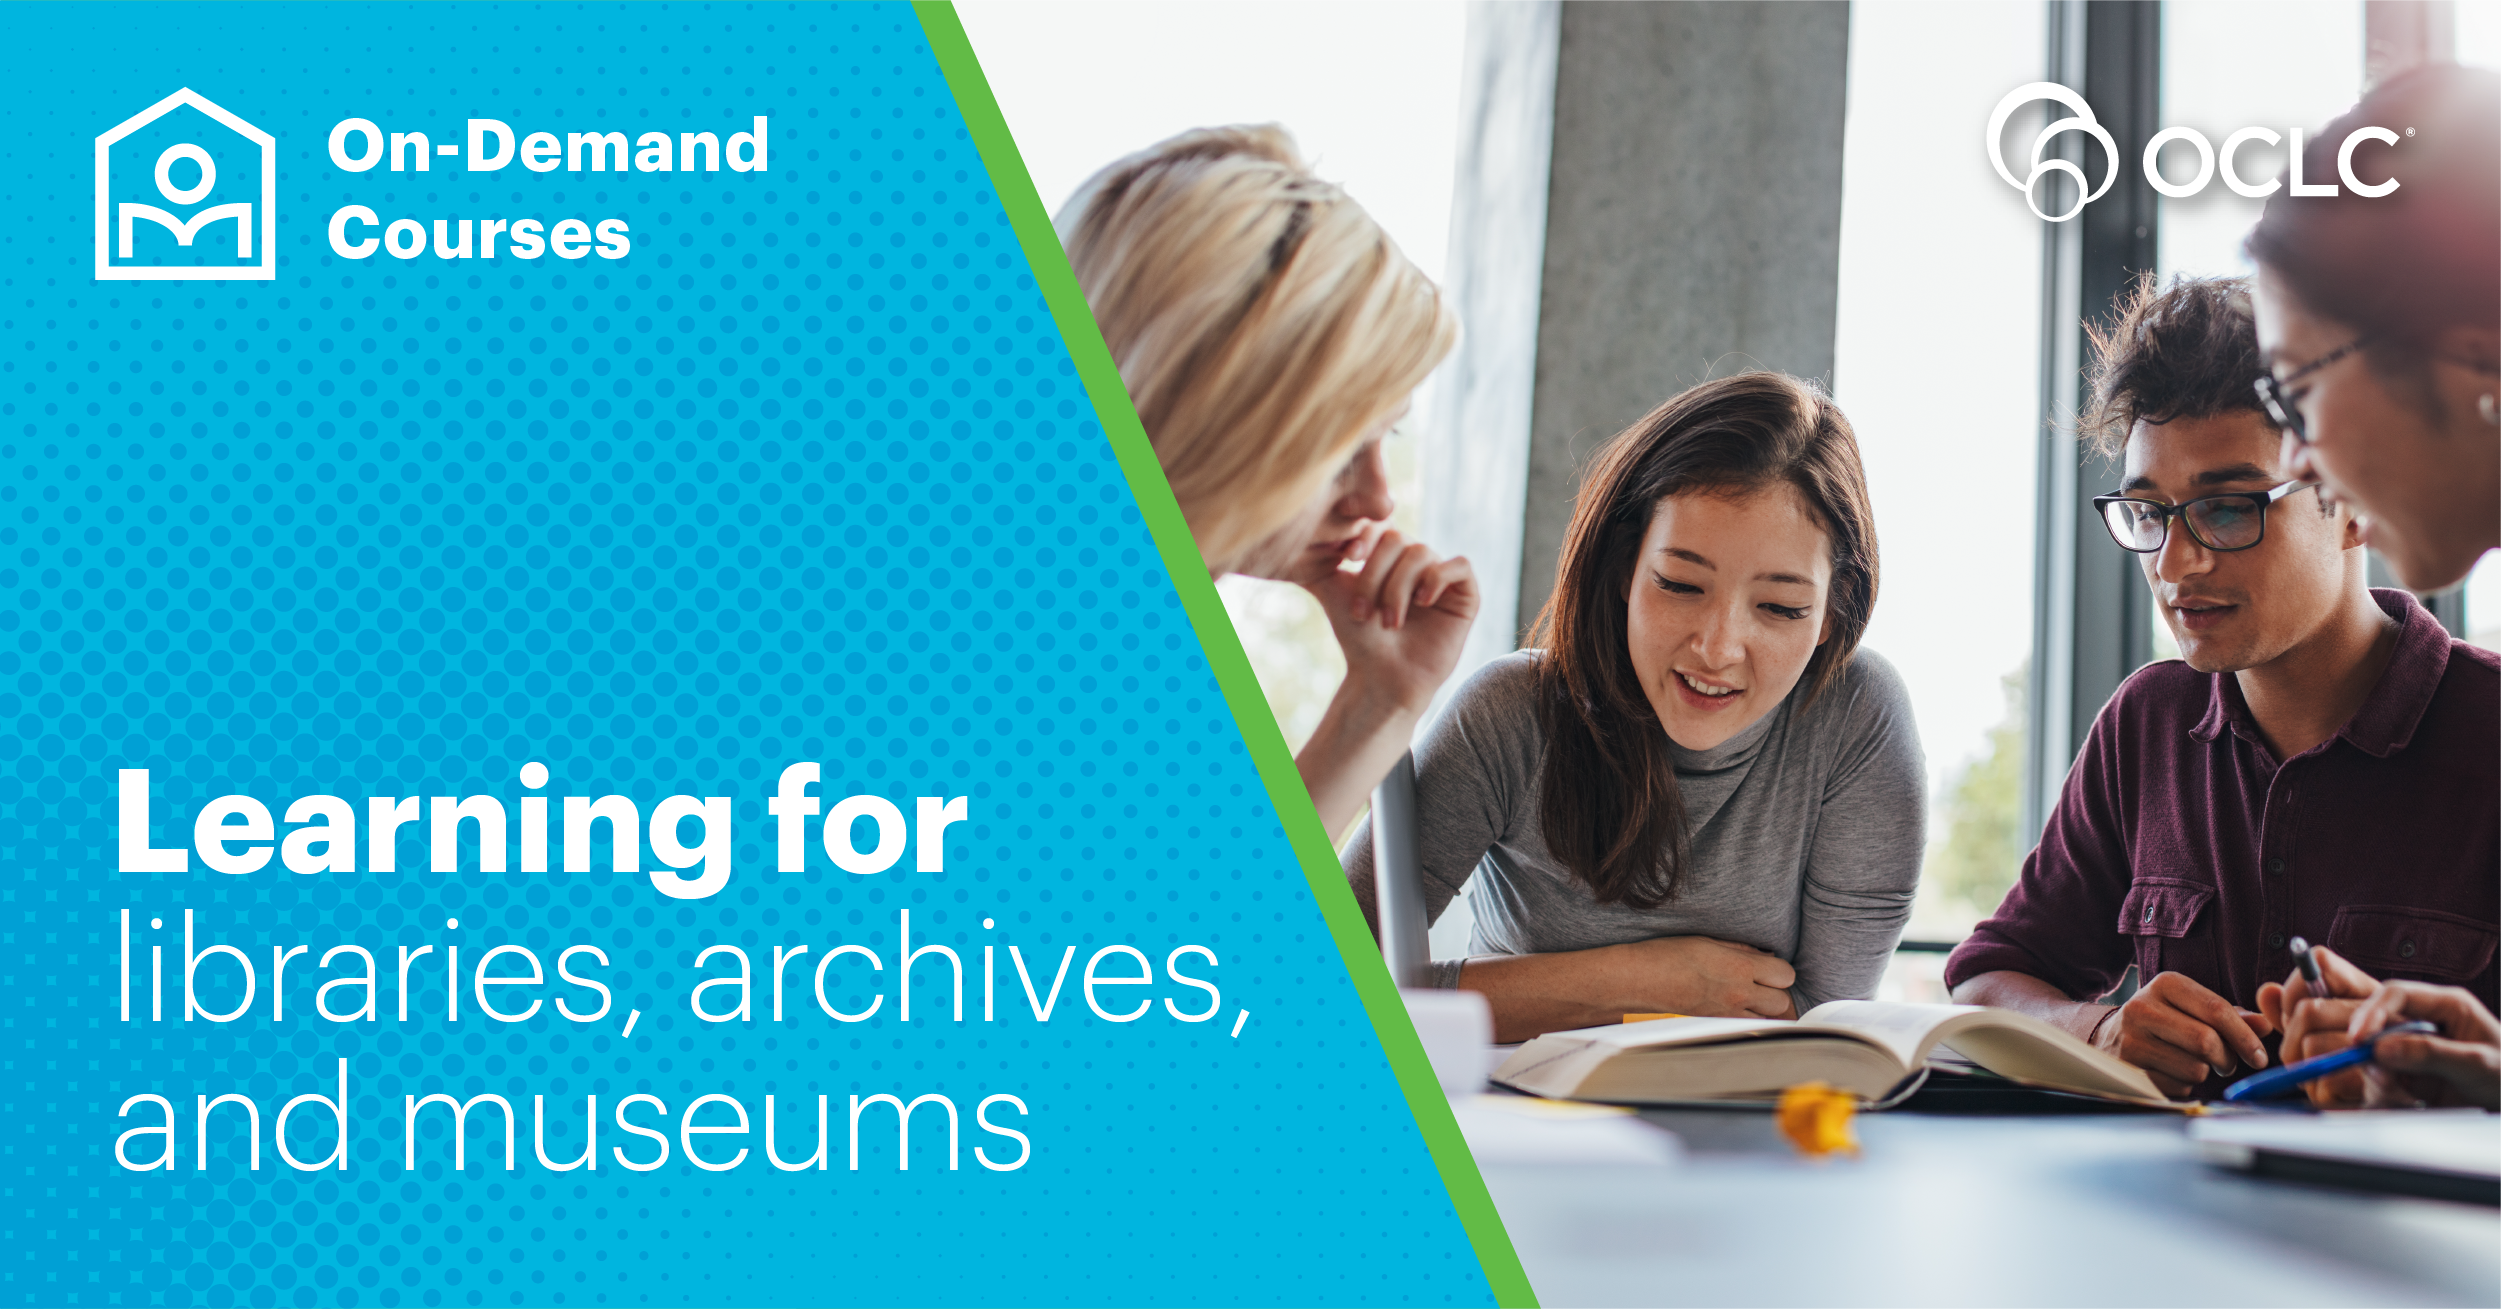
[2092,480,2315,554]
[2254,335,2369,446]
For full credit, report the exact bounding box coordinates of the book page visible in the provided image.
[1496,1015,1906,1099]
[1517,1003,2171,1105]
[1563,1016,1810,1051]
[1543,1006,1971,1075]
[1795,999,1974,1067]
[1803,1000,2169,1103]
[1934,1010,2168,1103]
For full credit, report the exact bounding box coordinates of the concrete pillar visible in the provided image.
[1429,1,1853,650]
[1424,0,1560,692]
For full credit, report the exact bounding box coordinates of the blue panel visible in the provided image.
[0,5,1490,1305]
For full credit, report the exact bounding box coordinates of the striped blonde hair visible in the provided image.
[1058,125,1457,574]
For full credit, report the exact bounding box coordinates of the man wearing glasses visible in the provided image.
[1945,275,2499,1101]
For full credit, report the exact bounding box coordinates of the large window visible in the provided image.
[2154,0,2365,667]
[965,0,2497,998]
[958,0,1468,755]
[2156,1,2363,287]
[1834,2,2049,999]
[1850,0,2499,1002]
[2451,6,2501,651]
[2158,3,2498,658]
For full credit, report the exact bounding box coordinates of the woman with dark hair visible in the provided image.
[2247,63,2500,593]
[2245,64,2501,1113]
[1345,372,1923,1042]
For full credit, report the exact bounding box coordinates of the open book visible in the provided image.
[1492,1000,2173,1108]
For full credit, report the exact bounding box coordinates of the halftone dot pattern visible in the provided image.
[0,5,1492,1307]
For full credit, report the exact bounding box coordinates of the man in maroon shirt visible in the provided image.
[1947,276,2500,1100]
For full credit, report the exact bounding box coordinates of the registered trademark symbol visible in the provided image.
[2406,127,2416,136]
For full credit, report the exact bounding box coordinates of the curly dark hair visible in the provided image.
[2081,273,2267,459]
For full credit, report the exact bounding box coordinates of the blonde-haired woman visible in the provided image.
[1060,125,1475,842]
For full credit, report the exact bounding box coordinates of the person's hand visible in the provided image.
[1606,936,1797,1020]
[2095,971,2274,1099]
[2350,981,2501,1110]
[1288,526,1481,843]
[2256,945,2378,1108]
[1302,526,1479,719]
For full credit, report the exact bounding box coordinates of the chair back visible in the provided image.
[1371,751,1430,986]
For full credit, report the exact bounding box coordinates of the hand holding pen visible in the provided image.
[2347,981,2501,1111]
[2251,938,2501,1110]
[2254,938,2379,1108]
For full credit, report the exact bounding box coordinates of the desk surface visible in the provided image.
[1478,1107,2500,1307]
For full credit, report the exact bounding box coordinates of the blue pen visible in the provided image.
[2222,1020,2439,1102]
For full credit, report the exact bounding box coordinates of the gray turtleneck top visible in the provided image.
[1346,648,1926,1008]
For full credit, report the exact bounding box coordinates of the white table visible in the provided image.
[1479,1107,2500,1306]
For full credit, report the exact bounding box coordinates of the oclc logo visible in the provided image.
[1986,83,2118,222]
[1987,82,2401,222]
[93,88,277,281]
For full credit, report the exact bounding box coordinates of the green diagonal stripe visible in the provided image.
[911,4,1535,1305]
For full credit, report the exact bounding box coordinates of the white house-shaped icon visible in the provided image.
[94,88,277,281]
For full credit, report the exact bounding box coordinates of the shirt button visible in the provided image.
[2269,933,2286,948]
[2267,857,2285,873]
[2400,940,2417,959]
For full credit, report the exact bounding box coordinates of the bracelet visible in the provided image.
[2086,1004,2123,1047]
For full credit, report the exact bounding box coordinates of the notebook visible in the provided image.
[2191,1109,2501,1206]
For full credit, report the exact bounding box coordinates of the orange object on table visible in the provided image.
[1776,1081,1860,1159]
